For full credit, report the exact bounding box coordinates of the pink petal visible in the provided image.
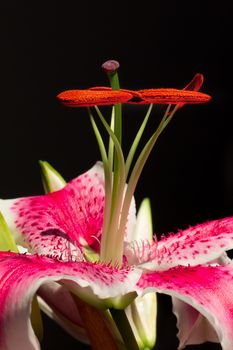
[137,263,233,350]
[172,253,231,348]
[38,282,84,326]
[172,298,218,349]
[38,283,89,344]
[155,217,233,269]
[0,251,140,350]
[39,296,90,345]
[124,240,157,266]
[1,163,105,258]
[124,199,156,266]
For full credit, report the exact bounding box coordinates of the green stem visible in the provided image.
[125,104,153,178]
[94,106,126,264]
[109,71,120,90]
[107,73,123,250]
[116,105,177,255]
[88,109,113,256]
[108,107,115,173]
[110,309,139,350]
[107,72,122,233]
[73,296,123,350]
[107,71,122,145]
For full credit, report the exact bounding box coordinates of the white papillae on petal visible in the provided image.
[136,263,233,350]
[124,240,157,266]
[0,163,104,259]
[0,162,137,261]
[154,217,233,270]
[124,198,157,266]
[16,245,29,254]
[0,251,141,350]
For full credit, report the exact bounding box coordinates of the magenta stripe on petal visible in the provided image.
[136,264,233,350]
[11,163,105,257]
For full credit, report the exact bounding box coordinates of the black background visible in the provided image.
[1,1,233,349]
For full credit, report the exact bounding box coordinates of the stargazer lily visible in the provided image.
[0,60,231,350]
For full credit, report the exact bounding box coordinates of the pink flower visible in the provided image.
[1,163,233,350]
[0,61,230,350]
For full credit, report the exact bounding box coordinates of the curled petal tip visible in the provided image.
[101,60,120,74]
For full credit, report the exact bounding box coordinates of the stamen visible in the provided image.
[78,65,210,268]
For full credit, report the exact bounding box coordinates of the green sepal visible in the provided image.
[0,212,18,252]
[110,308,140,350]
[39,160,66,193]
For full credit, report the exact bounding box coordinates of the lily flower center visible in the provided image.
[88,77,178,267]
[56,61,211,267]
